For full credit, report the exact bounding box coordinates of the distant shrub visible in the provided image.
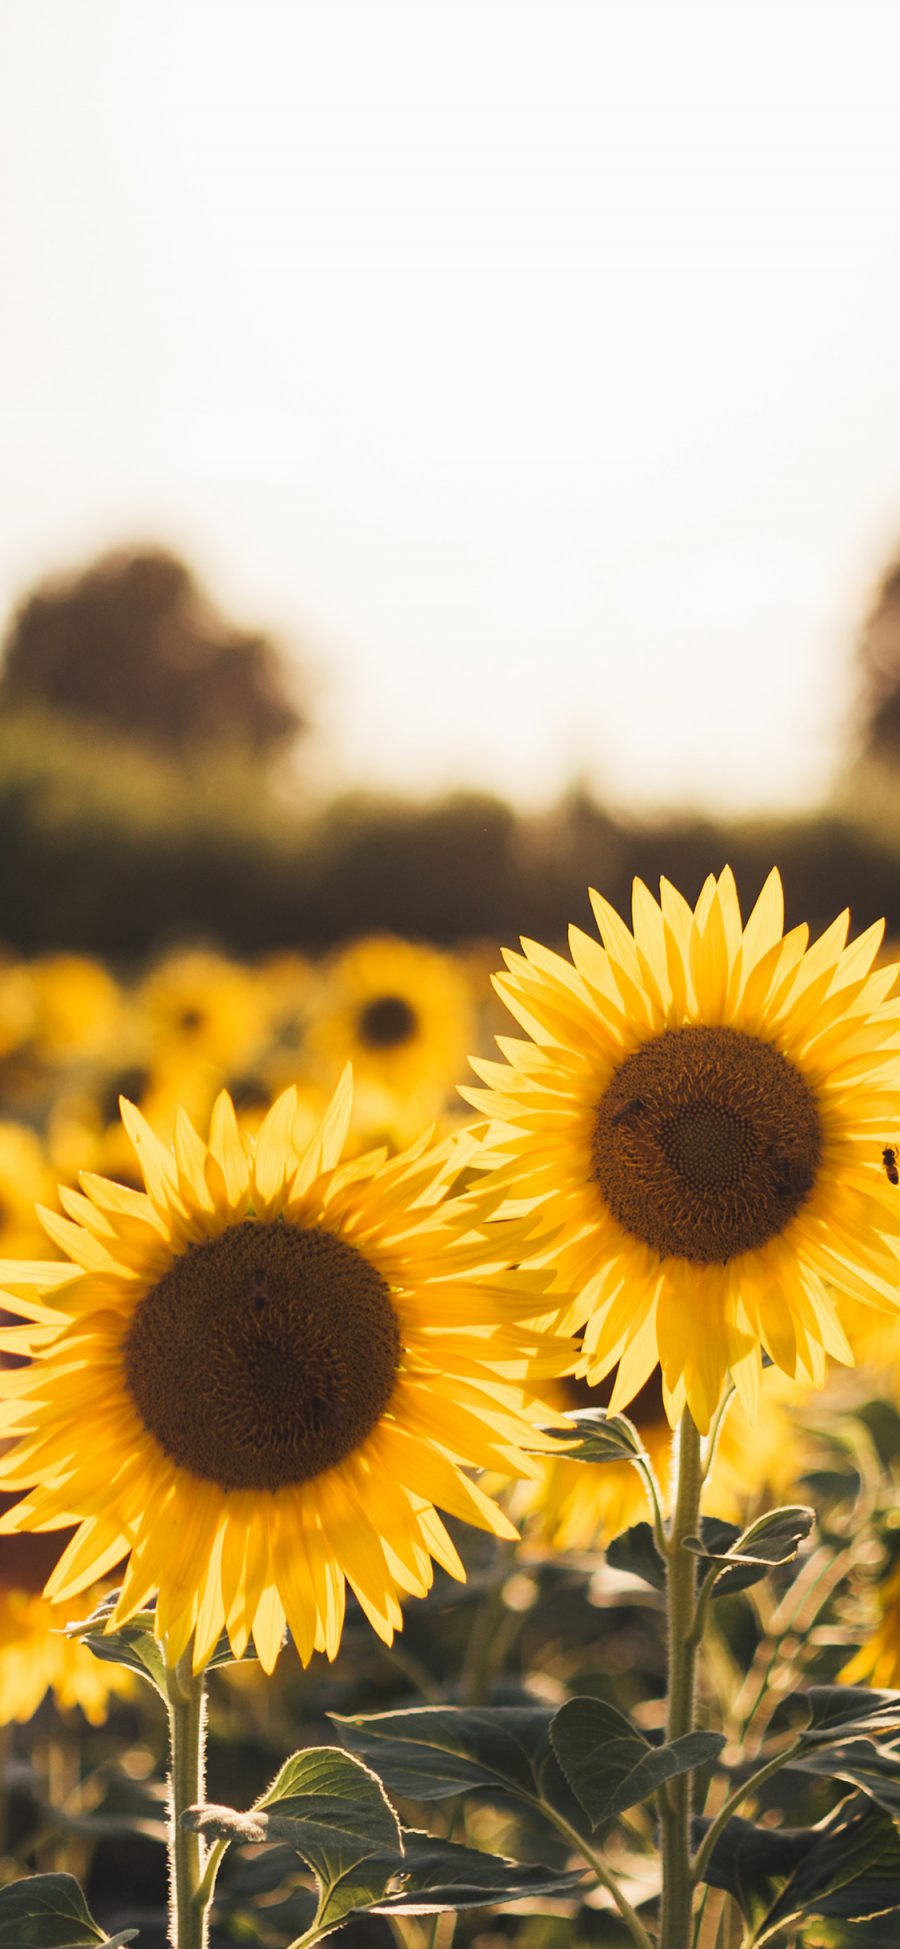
[1,709,899,958]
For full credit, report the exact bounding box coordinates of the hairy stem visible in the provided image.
[659,1409,703,1949]
[164,1649,209,1949]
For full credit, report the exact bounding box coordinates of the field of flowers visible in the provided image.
[1,878,900,1949]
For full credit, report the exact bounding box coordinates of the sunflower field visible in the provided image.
[2,876,900,1949]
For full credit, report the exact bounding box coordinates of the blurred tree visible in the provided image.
[855,546,900,767]
[0,545,305,758]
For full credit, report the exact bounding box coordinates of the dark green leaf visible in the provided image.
[762,1799,900,1936]
[193,1774,583,1936]
[696,1812,814,1934]
[684,1504,815,1596]
[371,1829,585,1913]
[605,1522,667,1592]
[551,1698,723,1827]
[189,1746,402,1939]
[699,1799,900,1944]
[541,1408,648,1465]
[770,1688,900,1747]
[333,1703,582,1825]
[790,1741,900,1817]
[0,1874,137,1948]
[692,1517,743,1556]
[217,1829,582,1933]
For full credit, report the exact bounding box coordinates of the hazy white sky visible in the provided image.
[3,0,900,812]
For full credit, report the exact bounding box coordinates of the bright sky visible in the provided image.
[3,0,900,813]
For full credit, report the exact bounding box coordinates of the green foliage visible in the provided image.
[550,1698,724,1828]
[370,1830,585,1915]
[334,1703,582,1824]
[605,1521,668,1592]
[791,1740,900,1817]
[0,1874,136,1948]
[684,1504,815,1596]
[700,1797,900,1944]
[542,1408,648,1465]
[771,1687,900,1746]
[187,1745,582,1943]
[606,1507,815,1604]
[188,1745,401,1939]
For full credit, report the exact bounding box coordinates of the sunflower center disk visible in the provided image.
[358,994,417,1048]
[592,1024,822,1264]
[124,1221,402,1491]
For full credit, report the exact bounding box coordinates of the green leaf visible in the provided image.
[68,1592,266,1688]
[605,1522,667,1592]
[551,1697,723,1827]
[66,1600,166,1695]
[191,1758,584,1939]
[691,1516,743,1556]
[790,1740,900,1817]
[770,1687,900,1747]
[699,1800,900,1945]
[333,1703,582,1825]
[371,1829,585,1913]
[684,1504,815,1596]
[188,1746,402,1939]
[541,1408,648,1465]
[696,1815,817,1935]
[218,1828,582,1935]
[761,1799,900,1937]
[0,1874,137,1948]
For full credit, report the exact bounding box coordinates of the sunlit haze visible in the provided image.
[4,1,900,812]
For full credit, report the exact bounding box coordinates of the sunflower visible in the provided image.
[306,936,473,1123]
[465,868,900,1433]
[29,955,126,1065]
[136,948,267,1078]
[0,1520,130,1725]
[0,1076,559,1675]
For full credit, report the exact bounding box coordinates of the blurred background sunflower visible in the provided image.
[0,1519,130,1728]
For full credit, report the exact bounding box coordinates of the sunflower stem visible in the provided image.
[659,1408,703,1949]
[164,1648,209,1949]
